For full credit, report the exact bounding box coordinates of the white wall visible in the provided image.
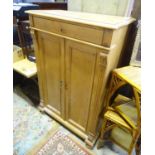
[68,0,134,16]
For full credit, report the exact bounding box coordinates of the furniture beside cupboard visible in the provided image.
[26,10,135,147]
[13,45,37,78]
[13,3,39,56]
[32,2,67,10]
[98,66,141,155]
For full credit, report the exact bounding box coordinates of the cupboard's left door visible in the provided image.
[34,31,65,118]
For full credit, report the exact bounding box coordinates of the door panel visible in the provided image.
[37,32,63,116]
[65,40,97,131]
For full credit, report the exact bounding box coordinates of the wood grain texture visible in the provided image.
[65,40,97,131]
[27,10,134,147]
[33,16,104,45]
[38,33,63,117]
[26,10,135,29]
[30,26,112,51]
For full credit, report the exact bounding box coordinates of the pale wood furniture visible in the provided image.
[97,66,141,155]
[13,3,39,56]
[13,45,24,63]
[26,10,135,147]
[13,45,37,78]
[13,58,37,78]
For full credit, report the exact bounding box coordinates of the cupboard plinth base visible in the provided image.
[38,102,45,112]
[97,138,105,149]
[44,107,100,148]
[85,133,99,149]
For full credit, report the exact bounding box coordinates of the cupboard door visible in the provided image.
[37,32,64,117]
[65,40,97,132]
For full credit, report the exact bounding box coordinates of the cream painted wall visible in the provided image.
[68,0,134,16]
[68,0,82,11]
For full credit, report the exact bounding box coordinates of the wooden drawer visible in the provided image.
[33,16,105,46]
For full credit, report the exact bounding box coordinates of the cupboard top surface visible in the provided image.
[26,10,135,29]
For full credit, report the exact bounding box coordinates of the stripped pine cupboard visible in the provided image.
[27,10,135,147]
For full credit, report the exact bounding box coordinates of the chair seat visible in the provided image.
[13,45,37,78]
[111,126,132,150]
[104,109,132,131]
[13,58,37,78]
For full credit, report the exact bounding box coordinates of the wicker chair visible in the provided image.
[97,66,141,155]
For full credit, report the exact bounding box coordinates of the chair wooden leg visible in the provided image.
[128,133,140,155]
[135,147,141,155]
[97,118,107,149]
[135,137,141,155]
[97,139,105,149]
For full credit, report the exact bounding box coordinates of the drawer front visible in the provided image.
[33,16,104,45]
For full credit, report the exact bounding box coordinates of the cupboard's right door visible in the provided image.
[65,40,98,132]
